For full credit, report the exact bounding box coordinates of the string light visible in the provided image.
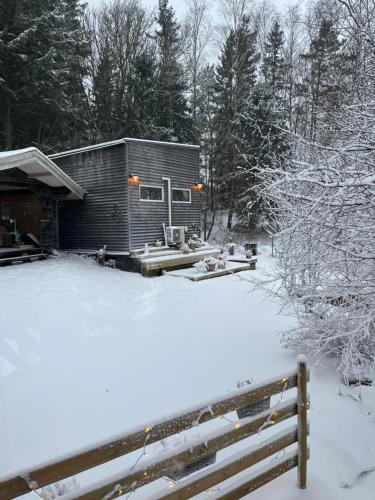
[144,427,152,434]
[234,423,241,429]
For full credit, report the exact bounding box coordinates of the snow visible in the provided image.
[0,147,37,159]
[0,250,374,499]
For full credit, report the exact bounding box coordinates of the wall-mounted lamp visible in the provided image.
[192,182,204,191]
[128,174,141,184]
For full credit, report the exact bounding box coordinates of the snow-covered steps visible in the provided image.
[139,247,222,276]
[228,255,258,265]
[0,247,47,266]
[166,261,255,281]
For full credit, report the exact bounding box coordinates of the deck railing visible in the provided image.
[0,357,309,499]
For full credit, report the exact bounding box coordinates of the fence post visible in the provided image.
[297,355,308,489]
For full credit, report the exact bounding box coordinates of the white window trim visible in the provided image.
[139,184,164,202]
[172,187,192,204]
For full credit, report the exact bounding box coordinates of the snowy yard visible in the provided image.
[1,251,374,499]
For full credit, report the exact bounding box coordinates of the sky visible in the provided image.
[86,0,188,18]
[85,0,297,19]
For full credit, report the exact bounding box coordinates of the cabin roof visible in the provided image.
[0,147,86,199]
[48,138,200,159]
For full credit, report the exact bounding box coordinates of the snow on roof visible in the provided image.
[48,137,200,159]
[0,147,86,199]
[0,147,37,159]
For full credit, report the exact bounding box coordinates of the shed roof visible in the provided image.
[48,138,200,159]
[0,148,85,199]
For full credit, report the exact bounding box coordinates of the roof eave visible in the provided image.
[0,148,86,200]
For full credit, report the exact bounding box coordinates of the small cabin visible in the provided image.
[0,139,202,264]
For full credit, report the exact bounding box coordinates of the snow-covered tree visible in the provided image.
[153,0,193,142]
[214,15,259,229]
[259,0,375,380]
[0,0,88,150]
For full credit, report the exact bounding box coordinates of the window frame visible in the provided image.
[172,187,192,204]
[139,184,164,203]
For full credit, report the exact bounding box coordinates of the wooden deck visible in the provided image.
[135,246,222,276]
[167,261,254,281]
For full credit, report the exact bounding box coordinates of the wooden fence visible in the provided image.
[0,357,309,499]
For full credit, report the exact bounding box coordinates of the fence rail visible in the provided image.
[0,357,309,500]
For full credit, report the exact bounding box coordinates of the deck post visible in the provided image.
[297,355,308,489]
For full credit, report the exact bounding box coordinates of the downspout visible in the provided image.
[125,140,132,252]
[162,176,172,227]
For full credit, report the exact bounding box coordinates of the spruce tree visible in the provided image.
[214,15,259,229]
[300,18,354,142]
[262,21,286,95]
[0,0,88,151]
[236,84,289,227]
[153,0,193,142]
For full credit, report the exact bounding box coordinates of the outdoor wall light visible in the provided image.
[128,174,141,184]
[192,182,204,191]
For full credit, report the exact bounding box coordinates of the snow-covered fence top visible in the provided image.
[0,357,309,499]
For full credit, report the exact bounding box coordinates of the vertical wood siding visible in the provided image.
[127,141,201,250]
[54,145,129,251]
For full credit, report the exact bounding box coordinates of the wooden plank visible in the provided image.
[136,249,181,260]
[157,425,301,499]
[0,253,46,265]
[214,451,299,499]
[190,264,251,281]
[166,262,252,281]
[141,249,221,272]
[0,371,298,500]
[59,399,298,500]
[228,257,257,264]
[297,355,308,489]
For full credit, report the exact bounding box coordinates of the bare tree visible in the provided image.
[183,0,212,122]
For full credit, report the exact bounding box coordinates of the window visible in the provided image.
[139,185,164,202]
[172,188,191,203]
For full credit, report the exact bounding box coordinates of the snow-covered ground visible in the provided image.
[1,251,374,499]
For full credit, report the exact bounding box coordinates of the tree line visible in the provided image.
[0,0,359,229]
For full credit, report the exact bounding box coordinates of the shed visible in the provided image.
[50,138,201,253]
[0,148,85,249]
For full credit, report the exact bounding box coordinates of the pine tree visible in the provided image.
[153,0,193,142]
[214,15,259,229]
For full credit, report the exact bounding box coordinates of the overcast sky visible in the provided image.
[86,0,188,17]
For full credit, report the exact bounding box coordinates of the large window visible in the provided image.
[139,185,164,202]
[172,188,191,204]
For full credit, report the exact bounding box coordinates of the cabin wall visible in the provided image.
[127,141,201,250]
[53,144,129,251]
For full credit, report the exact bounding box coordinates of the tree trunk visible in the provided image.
[4,95,12,150]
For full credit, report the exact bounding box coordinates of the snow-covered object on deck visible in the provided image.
[180,243,190,254]
[193,260,208,273]
[204,256,218,272]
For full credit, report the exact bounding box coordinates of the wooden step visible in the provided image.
[167,261,254,281]
[141,248,222,275]
[0,249,47,266]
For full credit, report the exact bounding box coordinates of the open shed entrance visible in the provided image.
[0,148,85,262]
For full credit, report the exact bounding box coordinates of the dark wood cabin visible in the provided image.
[0,139,201,260]
[50,139,201,253]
